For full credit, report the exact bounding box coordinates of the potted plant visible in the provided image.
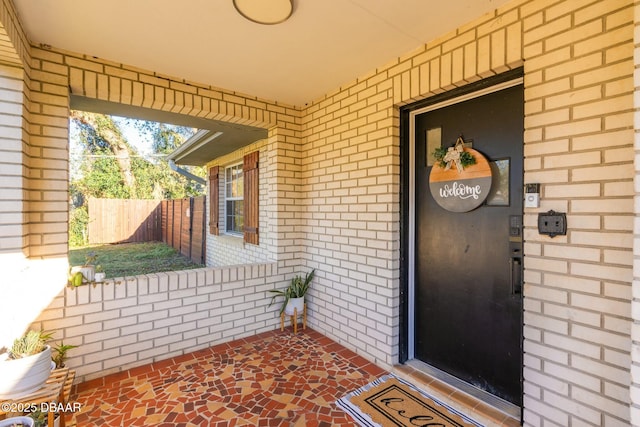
[70,251,96,282]
[0,330,53,399]
[94,264,106,282]
[52,342,77,368]
[0,416,34,427]
[269,269,315,316]
[26,408,59,427]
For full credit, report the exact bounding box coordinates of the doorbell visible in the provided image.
[525,183,540,208]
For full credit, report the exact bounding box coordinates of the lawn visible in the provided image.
[69,242,203,279]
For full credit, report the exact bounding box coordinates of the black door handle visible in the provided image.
[510,257,522,295]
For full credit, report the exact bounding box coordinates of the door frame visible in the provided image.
[399,68,524,363]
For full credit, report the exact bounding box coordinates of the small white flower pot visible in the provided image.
[94,272,106,282]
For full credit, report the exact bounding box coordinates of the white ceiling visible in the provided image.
[14,0,510,107]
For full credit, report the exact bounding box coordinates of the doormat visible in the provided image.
[336,375,484,427]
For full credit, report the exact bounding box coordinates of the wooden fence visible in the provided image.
[88,197,161,244]
[87,196,206,265]
[161,196,206,265]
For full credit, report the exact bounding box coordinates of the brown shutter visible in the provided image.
[209,166,219,235]
[243,151,259,245]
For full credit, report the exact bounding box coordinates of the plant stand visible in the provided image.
[0,368,75,427]
[280,303,307,334]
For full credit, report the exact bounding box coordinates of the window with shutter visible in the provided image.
[209,166,219,235]
[243,151,259,245]
[224,162,244,234]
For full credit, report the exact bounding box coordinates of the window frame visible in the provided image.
[224,162,244,236]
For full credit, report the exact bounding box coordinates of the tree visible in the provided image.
[71,111,139,198]
[70,111,203,201]
[69,111,204,246]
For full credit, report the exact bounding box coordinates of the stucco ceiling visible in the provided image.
[14,0,510,108]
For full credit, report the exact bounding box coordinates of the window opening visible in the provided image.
[225,163,244,234]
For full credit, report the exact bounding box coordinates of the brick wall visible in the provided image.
[300,0,634,425]
[30,263,283,383]
[522,2,634,425]
[632,1,640,425]
[0,0,29,260]
[0,63,27,257]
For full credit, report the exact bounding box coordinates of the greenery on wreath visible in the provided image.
[432,146,476,169]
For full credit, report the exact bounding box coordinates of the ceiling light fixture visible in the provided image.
[233,0,293,25]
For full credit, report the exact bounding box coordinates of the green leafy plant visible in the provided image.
[432,146,476,169]
[9,330,53,359]
[27,408,57,427]
[95,264,104,273]
[269,269,315,314]
[52,342,78,368]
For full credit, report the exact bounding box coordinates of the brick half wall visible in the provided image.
[31,263,284,384]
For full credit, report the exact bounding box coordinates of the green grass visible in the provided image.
[69,242,203,279]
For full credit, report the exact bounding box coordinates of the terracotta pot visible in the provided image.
[0,346,52,399]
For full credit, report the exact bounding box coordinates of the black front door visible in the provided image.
[414,83,524,406]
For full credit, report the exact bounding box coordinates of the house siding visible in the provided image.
[0,0,637,425]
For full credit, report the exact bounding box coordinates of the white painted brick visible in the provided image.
[103,297,138,311]
[154,333,182,347]
[138,309,168,323]
[120,322,153,336]
[138,327,169,341]
[572,387,629,424]
[569,262,632,283]
[103,353,138,370]
[138,346,169,361]
[544,304,601,327]
[524,311,568,335]
[103,315,137,330]
[83,309,120,324]
[543,390,601,425]
[84,328,120,344]
[154,316,182,329]
[103,333,138,350]
[573,324,630,353]
[119,339,154,356]
[138,292,168,304]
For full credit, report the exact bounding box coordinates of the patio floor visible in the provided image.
[67,327,520,426]
[69,328,386,426]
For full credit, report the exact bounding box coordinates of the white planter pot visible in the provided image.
[0,346,52,399]
[0,416,34,427]
[284,297,304,316]
[71,265,94,282]
[94,272,106,282]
